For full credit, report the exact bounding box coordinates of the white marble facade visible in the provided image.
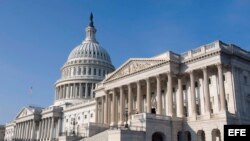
[4,14,250,141]
[94,40,250,141]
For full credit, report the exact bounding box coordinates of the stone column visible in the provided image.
[28,120,31,139]
[167,73,173,116]
[190,70,197,117]
[50,117,54,140]
[102,96,105,124]
[24,121,27,140]
[79,83,83,98]
[111,89,116,126]
[104,92,108,124]
[85,83,88,98]
[31,120,36,140]
[60,86,63,99]
[19,123,22,139]
[107,93,111,124]
[42,119,46,140]
[136,81,141,113]
[156,75,162,115]
[14,124,18,139]
[73,83,76,98]
[57,118,62,137]
[217,63,226,112]
[177,77,184,117]
[44,118,48,140]
[37,121,40,140]
[203,67,211,115]
[67,84,70,98]
[17,123,20,139]
[57,87,60,99]
[91,83,94,98]
[95,98,99,123]
[38,119,44,139]
[64,85,66,99]
[128,84,133,117]
[119,87,124,125]
[146,78,151,113]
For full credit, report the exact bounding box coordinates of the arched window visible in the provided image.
[197,130,205,141]
[212,129,221,141]
[177,131,182,141]
[184,131,191,141]
[152,132,165,141]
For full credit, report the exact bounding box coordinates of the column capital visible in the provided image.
[216,62,222,67]
[136,80,140,84]
[188,70,194,74]
[156,74,161,79]
[201,66,208,71]
[145,77,150,82]
[167,71,173,76]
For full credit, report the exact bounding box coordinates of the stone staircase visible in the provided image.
[81,129,109,141]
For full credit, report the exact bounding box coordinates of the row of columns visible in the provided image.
[37,117,61,141]
[56,83,95,100]
[96,64,226,125]
[14,120,35,140]
[63,66,107,78]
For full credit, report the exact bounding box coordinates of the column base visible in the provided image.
[118,121,124,127]
[110,122,117,127]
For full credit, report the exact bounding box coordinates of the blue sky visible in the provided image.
[0,0,250,124]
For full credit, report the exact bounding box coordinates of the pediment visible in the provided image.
[106,59,165,81]
[16,107,34,119]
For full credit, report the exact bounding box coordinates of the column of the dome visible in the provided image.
[72,83,75,98]
[85,83,88,98]
[64,85,66,99]
[68,84,71,99]
[79,83,83,98]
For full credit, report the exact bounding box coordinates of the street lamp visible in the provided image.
[124,108,129,128]
[71,118,78,136]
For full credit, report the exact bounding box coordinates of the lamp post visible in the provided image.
[71,118,78,136]
[124,108,129,128]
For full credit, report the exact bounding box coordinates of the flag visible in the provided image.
[29,86,33,94]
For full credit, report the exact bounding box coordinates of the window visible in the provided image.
[195,82,198,88]
[103,70,105,76]
[85,115,87,119]
[83,67,86,75]
[99,69,101,76]
[244,76,248,83]
[183,85,186,90]
[88,68,91,75]
[208,78,211,84]
[94,68,96,75]
[91,113,93,118]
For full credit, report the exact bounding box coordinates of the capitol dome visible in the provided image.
[54,13,115,106]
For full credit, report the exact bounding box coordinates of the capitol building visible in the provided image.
[3,14,250,141]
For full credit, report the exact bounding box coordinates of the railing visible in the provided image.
[109,125,146,131]
[65,99,95,108]
[132,113,171,121]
